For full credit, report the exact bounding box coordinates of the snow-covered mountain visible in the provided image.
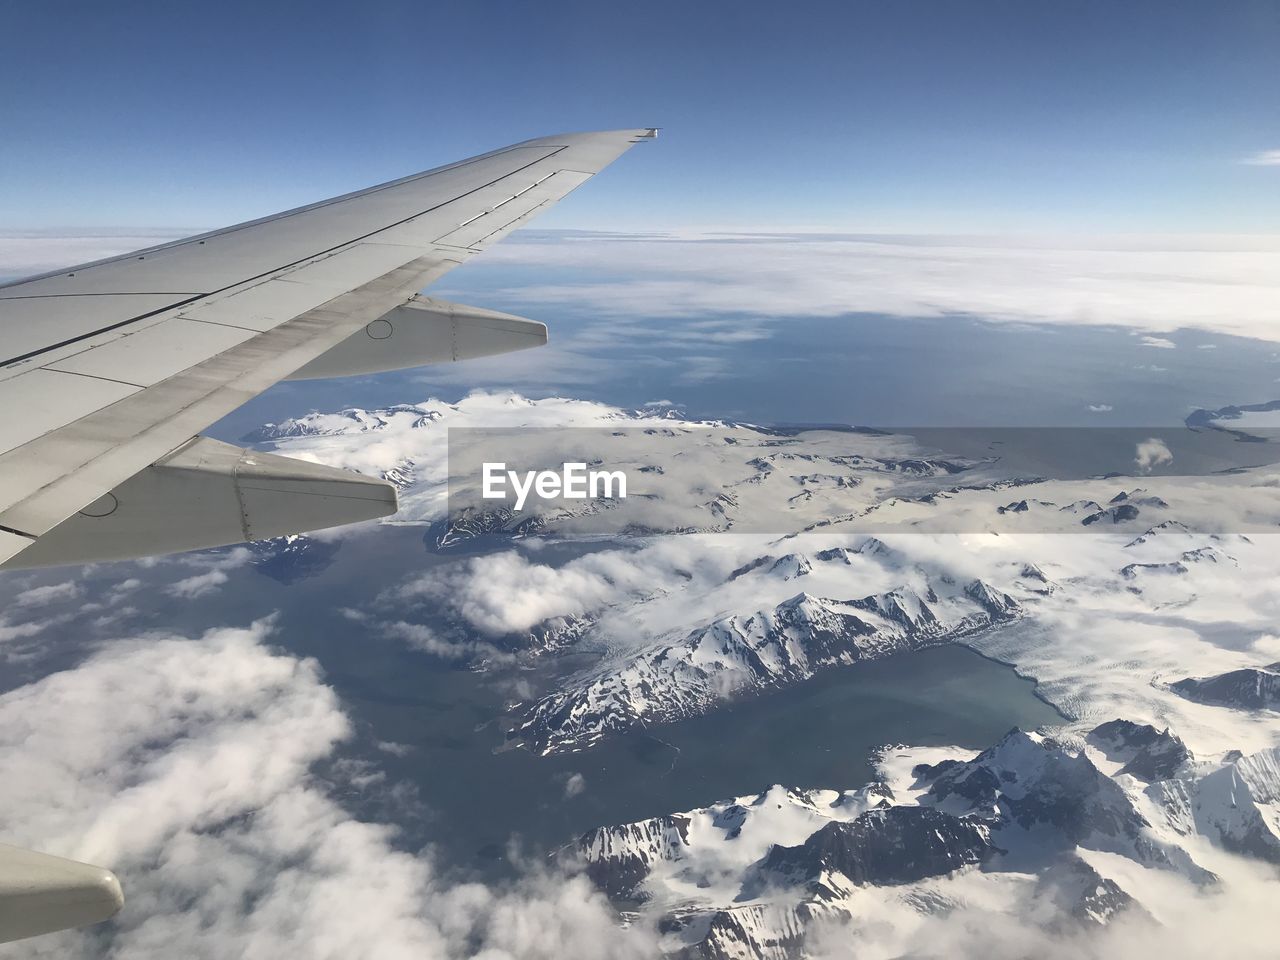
[511,543,1026,755]
[247,393,1280,957]
[1170,664,1280,712]
[246,535,342,584]
[573,723,1280,958]
[252,393,1280,539]
[261,396,1280,762]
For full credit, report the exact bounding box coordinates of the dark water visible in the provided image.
[352,643,1058,876]
[206,266,1280,442]
[123,528,1061,876]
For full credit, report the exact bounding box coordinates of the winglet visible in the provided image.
[0,843,124,944]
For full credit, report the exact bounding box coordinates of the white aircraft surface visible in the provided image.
[0,128,656,943]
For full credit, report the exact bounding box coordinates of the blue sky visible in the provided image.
[2,0,1278,233]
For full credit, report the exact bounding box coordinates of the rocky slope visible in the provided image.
[1170,664,1280,711]
[511,543,1026,755]
[574,724,1280,958]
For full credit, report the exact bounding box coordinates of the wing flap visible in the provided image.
[4,436,397,569]
[0,255,450,536]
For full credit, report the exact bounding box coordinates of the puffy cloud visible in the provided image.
[391,550,634,637]
[1088,404,1113,413]
[562,774,586,799]
[0,618,656,960]
[1134,437,1174,473]
[1140,335,1177,349]
[389,537,753,638]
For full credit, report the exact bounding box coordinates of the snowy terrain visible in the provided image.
[574,725,1280,958]
[264,395,1280,756]
[255,393,1280,539]
[257,393,1280,957]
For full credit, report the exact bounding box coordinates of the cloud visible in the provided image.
[163,548,253,599]
[0,230,190,282]
[1241,149,1280,166]
[1134,437,1174,473]
[0,617,54,643]
[1140,335,1177,349]
[805,872,1280,960]
[0,618,657,960]
[11,231,1280,349]
[465,232,1280,344]
[107,578,142,600]
[1088,404,1113,413]
[380,618,507,661]
[16,580,83,608]
[388,539,749,639]
[562,773,586,799]
[166,569,228,599]
[676,354,731,383]
[390,550,631,637]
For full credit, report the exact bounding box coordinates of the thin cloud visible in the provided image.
[166,569,228,599]
[15,581,82,608]
[1241,149,1280,166]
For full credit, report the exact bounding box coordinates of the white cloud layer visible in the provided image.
[468,232,1280,343]
[7,230,1280,344]
[0,619,655,960]
[0,230,188,280]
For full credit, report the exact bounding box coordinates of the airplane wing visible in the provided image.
[0,127,655,944]
[0,128,656,572]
